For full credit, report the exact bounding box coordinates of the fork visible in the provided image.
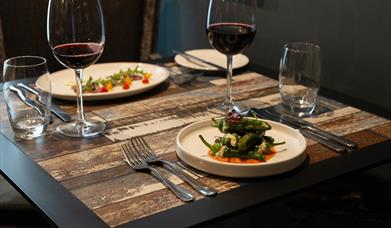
[122,143,194,202]
[130,137,217,196]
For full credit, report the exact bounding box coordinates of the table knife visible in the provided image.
[262,108,358,149]
[16,83,72,122]
[173,50,226,71]
[252,108,348,153]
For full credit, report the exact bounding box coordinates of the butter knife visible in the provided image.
[173,50,226,71]
[263,108,358,149]
[16,83,72,122]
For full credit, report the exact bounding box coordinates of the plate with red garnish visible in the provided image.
[176,115,307,178]
[36,62,169,101]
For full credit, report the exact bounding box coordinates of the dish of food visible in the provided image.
[174,49,249,71]
[199,112,285,164]
[71,65,152,94]
[36,62,169,101]
[176,114,307,178]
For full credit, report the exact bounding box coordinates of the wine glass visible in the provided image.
[206,0,256,113]
[206,0,257,114]
[47,0,105,137]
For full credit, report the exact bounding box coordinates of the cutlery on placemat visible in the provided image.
[130,137,217,196]
[121,142,194,202]
[252,108,348,153]
[173,50,226,71]
[16,83,72,122]
[263,108,357,149]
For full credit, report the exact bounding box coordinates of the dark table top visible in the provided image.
[1,60,390,227]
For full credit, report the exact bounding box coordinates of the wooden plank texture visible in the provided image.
[1,64,390,227]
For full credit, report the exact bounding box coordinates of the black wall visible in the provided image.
[0,0,146,73]
[156,0,391,111]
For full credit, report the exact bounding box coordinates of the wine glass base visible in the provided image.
[56,120,105,137]
[207,102,249,116]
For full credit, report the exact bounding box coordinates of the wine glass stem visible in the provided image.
[225,55,234,110]
[74,69,86,123]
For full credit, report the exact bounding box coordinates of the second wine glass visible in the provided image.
[47,0,105,137]
[206,0,257,114]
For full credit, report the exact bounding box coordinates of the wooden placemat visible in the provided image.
[1,70,390,227]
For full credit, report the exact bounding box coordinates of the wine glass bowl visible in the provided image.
[206,0,256,114]
[207,23,256,56]
[47,0,105,137]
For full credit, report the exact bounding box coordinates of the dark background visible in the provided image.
[0,0,147,73]
[1,0,389,111]
[155,0,391,112]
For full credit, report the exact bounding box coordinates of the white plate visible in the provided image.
[36,62,169,101]
[174,49,249,71]
[176,119,307,178]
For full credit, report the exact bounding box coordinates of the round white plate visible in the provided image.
[36,62,169,101]
[174,49,249,71]
[176,119,307,178]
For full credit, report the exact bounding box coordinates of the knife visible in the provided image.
[252,108,348,153]
[173,50,226,71]
[16,83,72,122]
[9,85,45,116]
[262,108,358,149]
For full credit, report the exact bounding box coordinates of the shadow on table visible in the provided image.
[196,162,391,228]
[1,162,391,227]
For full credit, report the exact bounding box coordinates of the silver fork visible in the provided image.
[121,143,194,202]
[131,137,217,196]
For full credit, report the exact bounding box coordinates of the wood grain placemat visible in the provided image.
[1,71,390,227]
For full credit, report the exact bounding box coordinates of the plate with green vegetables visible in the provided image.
[176,114,307,178]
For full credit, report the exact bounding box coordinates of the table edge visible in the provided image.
[0,132,108,228]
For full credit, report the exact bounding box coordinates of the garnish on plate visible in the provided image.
[199,110,285,163]
[71,65,152,93]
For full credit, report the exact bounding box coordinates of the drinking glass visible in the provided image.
[47,0,105,137]
[206,0,257,114]
[3,56,51,139]
[279,42,321,117]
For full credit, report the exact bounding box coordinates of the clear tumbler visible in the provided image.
[279,42,321,117]
[2,56,51,139]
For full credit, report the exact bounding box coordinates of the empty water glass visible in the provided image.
[2,56,51,139]
[278,42,321,117]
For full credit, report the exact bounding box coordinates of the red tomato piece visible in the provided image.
[98,87,108,93]
[122,83,130,90]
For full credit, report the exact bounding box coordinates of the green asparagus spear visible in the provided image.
[237,133,261,153]
[222,148,265,161]
[258,136,286,155]
[199,135,222,155]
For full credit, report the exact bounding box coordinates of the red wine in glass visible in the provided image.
[47,0,105,137]
[207,23,256,55]
[53,42,103,69]
[206,0,257,114]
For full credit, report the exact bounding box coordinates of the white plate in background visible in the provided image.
[174,49,249,71]
[36,62,169,101]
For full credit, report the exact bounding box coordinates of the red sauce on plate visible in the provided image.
[208,148,276,164]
